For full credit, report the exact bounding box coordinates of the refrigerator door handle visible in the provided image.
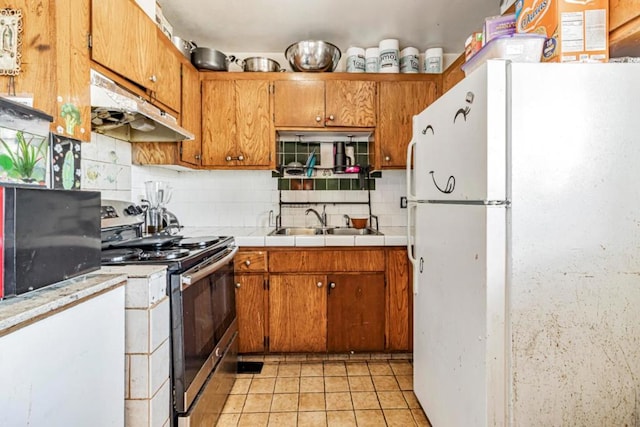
[406,139,417,201]
[407,203,418,294]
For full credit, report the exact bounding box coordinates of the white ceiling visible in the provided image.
[160,0,500,57]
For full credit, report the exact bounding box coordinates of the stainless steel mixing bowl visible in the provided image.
[284,40,341,72]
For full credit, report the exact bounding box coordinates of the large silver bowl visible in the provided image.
[285,40,341,72]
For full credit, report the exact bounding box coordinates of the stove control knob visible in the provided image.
[124,205,143,216]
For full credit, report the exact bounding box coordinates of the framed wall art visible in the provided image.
[0,8,22,76]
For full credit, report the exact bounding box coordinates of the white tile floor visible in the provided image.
[217,358,431,427]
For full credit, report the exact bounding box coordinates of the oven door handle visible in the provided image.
[181,246,238,290]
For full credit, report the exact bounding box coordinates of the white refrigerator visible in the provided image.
[406,60,640,426]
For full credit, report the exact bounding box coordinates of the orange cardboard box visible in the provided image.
[515,0,609,62]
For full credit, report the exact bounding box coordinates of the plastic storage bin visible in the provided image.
[461,34,545,76]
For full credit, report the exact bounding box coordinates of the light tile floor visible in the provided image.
[217,358,431,427]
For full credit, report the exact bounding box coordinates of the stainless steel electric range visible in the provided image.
[101,200,238,427]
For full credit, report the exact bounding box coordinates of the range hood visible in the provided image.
[90,70,194,142]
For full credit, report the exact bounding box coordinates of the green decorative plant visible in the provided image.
[0,131,48,182]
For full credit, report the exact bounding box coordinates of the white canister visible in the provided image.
[365,47,379,73]
[424,47,443,74]
[346,47,366,73]
[400,47,420,73]
[378,39,399,73]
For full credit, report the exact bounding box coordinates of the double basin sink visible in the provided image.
[269,227,382,236]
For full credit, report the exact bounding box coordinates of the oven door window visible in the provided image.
[180,260,235,389]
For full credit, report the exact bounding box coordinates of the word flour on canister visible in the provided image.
[515,0,609,62]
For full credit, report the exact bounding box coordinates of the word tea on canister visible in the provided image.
[424,47,443,73]
[365,47,379,72]
[378,39,399,73]
[346,46,366,72]
[400,47,419,73]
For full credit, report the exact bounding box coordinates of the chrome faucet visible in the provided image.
[343,214,351,227]
[305,205,327,227]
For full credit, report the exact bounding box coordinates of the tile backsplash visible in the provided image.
[82,134,408,228]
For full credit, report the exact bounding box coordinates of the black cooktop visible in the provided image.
[101,235,234,273]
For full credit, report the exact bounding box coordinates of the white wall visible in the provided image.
[83,134,408,228]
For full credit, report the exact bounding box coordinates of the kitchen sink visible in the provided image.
[325,227,382,236]
[268,227,382,236]
[268,227,326,236]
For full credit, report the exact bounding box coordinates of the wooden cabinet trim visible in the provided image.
[269,248,385,273]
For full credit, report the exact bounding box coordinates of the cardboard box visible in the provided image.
[515,0,608,62]
[484,14,516,45]
[465,32,484,61]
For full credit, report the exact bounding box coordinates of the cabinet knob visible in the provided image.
[226,156,232,161]
[328,114,335,121]
[245,260,251,266]
[238,155,244,161]
[330,282,336,289]
[385,156,391,161]
[315,115,322,123]
[149,75,157,83]
[235,283,241,288]
[195,154,201,160]
[316,282,323,288]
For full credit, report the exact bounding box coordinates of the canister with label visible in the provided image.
[378,39,399,73]
[424,47,443,73]
[346,47,366,73]
[400,47,420,73]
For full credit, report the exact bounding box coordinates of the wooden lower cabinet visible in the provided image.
[234,247,412,354]
[327,273,385,352]
[385,247,413,351]
[269,274,327,352]
[235,274,267,353]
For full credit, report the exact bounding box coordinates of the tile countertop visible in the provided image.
[0,273,127,337]
[179,226,409,247]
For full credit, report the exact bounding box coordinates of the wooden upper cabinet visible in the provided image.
[378,80,438,169]
[273,80,376,128]
[92,0,157,91]
[153,33,182,113]
[273,80,325,127]
[202,80,236,166]
[609,0,640,57]
[269,274,328,352]
[610,0,640,31]
[201,79,272,168]
[327,273,385,352]
[180,63,201,166]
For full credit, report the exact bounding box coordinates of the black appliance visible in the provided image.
[1,187,101,299]
[100,199,238,427]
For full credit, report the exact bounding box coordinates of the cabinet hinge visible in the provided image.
[264,278,269,290]
[264,336,269,349]
[87,33,92,49]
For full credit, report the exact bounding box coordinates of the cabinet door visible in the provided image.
[201,80,236,166]
[610,0,640,31]
[269,274,327,352]
[180,63,201,166]
[153,35,182,113]
[235,274,267,353]
[273,80,325,127]
[325,81,376,127]
[385,248,412,351]
[236,80,273,167]
[378,80,438,168]
[92,0,157,91]
[327,273,385,352]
